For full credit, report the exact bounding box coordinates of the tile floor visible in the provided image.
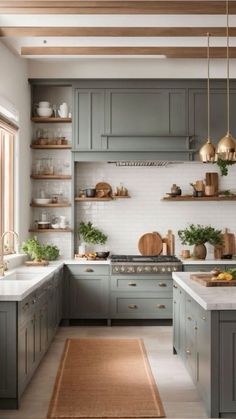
[0,325,210,419]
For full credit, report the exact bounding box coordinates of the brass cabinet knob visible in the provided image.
[187,316,192,320]
[85,268,94,272]
[128,282,137,287]
[157,304,166,309]
[159,283,167,287]
[173,284,178,289]
[128,304,138,309]
[186,349,191,355]
[202,316,206,321]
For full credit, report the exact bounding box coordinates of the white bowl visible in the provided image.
[37,107,53,117]
[38,101,50,108]
[51,223,60,229]
[33,198,52,205]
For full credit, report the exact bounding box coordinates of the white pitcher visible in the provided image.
[58,102,68,118]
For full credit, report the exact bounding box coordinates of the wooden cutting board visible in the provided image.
[138,232,163,256]
[205,172,219,195]
[190,273,236,287]
[222,228,235,255]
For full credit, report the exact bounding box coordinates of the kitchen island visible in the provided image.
[172,271,236,418]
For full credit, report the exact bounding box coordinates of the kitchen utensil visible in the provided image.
[222,228,235,255]
[95,182,112,197]
[138,232,163,256]
[38,221,50,229]
[190,273,236,287]
[205,185,215,196]
[195,180,205,192]
[166,230,175,256]
[181,249,190,258]
[85,188,96,197]
[33,198,51,205]
[205,172,219,195]
[58,102,69,118]
[37,107,53,117]
[38,101,50,108]
[96,251,110,259]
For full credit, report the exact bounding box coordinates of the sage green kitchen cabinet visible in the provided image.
[67,265,109,319]
[0,302,17,402]
[183,263,236,273]
[110,275,173,319]
[74,89,105,150]
[173,283,185,356]
[0,267,64,409]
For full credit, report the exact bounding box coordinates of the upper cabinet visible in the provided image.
[73,87,189,155]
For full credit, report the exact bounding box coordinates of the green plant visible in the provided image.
[178,224,223,246]
[79,221,107,245]
[22,237,60,261]
[216,159,236,176]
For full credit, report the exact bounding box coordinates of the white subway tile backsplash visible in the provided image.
[75,162,236,257]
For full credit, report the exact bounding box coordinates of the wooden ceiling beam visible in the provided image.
[21,46,236,58]
[1,1,236,15]
[2,27,236,37]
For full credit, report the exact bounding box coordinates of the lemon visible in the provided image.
[217,273,226,280]
[225,273,233,281]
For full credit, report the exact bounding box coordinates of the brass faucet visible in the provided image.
[0,230,19,277]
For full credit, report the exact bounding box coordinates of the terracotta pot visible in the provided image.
[193,244,207,260]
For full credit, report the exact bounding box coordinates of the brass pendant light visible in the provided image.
[216,0,236,161]
[199,33,216,162]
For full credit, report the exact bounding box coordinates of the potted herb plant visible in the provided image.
[78,221,108,256]
[22,237,60,265]
[178,224,223,259]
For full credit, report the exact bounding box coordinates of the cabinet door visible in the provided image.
[185,298,198,383]
[196,308,211,414]
[173,283,185,356]
[18,315,37,395]
[70,276,109,318]
[0,302,17,398]
[220,322,236,412]
[74,89,105,150]
[183,264,217,272]
[48,286,57,341]
[38,301,48,358]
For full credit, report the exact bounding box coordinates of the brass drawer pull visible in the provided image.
[128,304,138,309]
[157,304,166,309]
[128,282,137,287]
[85,268,94,272]
[159,283,167,287]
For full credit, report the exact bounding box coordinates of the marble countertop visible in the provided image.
[180,258,236,265]
[173,271,236,310]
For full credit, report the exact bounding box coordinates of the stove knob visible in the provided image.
[113,266,120,273]
[127,266,135,273]
[145,266,151,272]
[137,266,143,273]
[173,267,177,271]
[161,267,166,272]
[120,266,125,272]
[167,267,171,272]
[152,266,158,272]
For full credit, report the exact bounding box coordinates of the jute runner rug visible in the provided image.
[47,338,165,419]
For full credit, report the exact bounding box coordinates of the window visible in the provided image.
[0,118,15,253]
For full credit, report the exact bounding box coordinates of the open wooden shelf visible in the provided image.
[29,228,72,233]
[113,195,131,199]
[31,117,72,123]
[162,195,236,201]
[75,195,131,202]
[31,174,72,180]
[75,197,113,202]
[31,144,72,149]
[30,203,71,208]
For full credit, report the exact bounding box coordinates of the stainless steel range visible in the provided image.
[111,255,182,274]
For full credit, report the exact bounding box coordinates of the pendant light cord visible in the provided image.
[227,0,230,134]
[207,32,210,141]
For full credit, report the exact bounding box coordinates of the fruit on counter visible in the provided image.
[210,268,236,281]
[217,272,233,281]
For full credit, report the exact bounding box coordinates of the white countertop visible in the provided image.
[173,272,236,311]
[180,258,236,265]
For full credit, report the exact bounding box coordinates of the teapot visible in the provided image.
[58,102,68,118]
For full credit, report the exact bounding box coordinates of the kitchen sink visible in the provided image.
[1,272,41,281]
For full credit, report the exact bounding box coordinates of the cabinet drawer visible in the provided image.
[111,297,172,318]
[111,276,172,292]
[67,264,109,277]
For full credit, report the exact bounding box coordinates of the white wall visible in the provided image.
[28,58,236,79]
[75,162,236,258]
[0,41,31,244]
